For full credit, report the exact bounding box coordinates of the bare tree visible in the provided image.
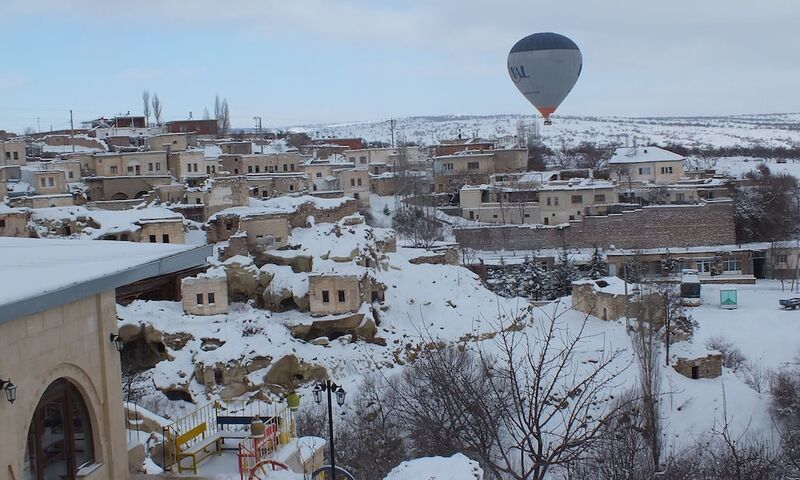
[221,99,231,135]
[392,206,444,248]
[202,107,210,120]
[151,93,162,126]
[142,89,151,125]
[214,95,222,135]
[385,308,634,480]
[631,323,663,469]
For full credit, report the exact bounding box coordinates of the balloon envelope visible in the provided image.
[507,32,582,121]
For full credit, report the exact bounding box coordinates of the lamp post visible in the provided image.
[313,380,346,480]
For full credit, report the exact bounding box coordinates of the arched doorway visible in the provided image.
[23,379,95,480]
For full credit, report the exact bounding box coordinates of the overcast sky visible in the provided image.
[1,1,798,133]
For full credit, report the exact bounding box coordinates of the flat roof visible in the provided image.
[0,238,212,324]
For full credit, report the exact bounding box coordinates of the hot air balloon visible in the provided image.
[507,32,582,125]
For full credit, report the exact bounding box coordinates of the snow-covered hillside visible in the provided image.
[290,113,800,149]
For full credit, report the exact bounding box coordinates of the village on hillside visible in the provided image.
[2,110,800,479]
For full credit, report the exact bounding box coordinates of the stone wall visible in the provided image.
[455,201,735,251]
[673,353,722,379]
[0,292,129,479]
[288,198,358,227]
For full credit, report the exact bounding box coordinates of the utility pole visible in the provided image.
[253,116,263,154]
[69,109,75,153]
[389,118,396,148]
[1,130,6,167]
[37,117,41,133]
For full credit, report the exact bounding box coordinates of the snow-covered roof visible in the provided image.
[537,178,616,191]
[383,454,483,480]
[0,237,211,324]
[572,276,633,296]
[608,146,685,164]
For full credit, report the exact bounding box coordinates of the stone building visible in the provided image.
[0,205,30,237]
[137,217,186,244]
[672,344,723,379]
[608,146,684,186]
[206,208,291,250]
[247,173,308,199]
[219,152,302,176]
[147,133,189,152]
[2,141,26,166]
[181,267,229,315]
[0,237,210,480]
[308,273,380,316]
[571,276,633,321]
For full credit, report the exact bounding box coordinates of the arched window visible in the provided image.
[24,379,95,480]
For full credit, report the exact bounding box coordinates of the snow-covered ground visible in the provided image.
[290,113,800,149]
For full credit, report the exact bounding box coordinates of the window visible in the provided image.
[24,379,95,480]
[322,290,330,303]
[68,171,74,179]
[777,254,789,264]
[234,168,239,174]
[697,259,715,273]
[289,184,295,191]
[349,156,356,162]
[467,161,479,170]
[290,164,295,171]
[492,214,498,219]
[360,156,367,164]
[350,178,355,187]
[546,197,551,206]
[554,197,559,206]
[571,195,583,204]
[268,166,274,172]
[207,166,211,174]
[353,192,360,199]
[357,178,362,186]
[638,167,651,175]
[661,166,674,174]
[148,163,154,171]
[40,177,46,187]
[316,172,322,178]
[162,234,169,243]
[722,259,741,272]
[0,219,5,228]
[48,177,54,187]
[110,166,118,174]
[544,217,549,225]
[149,234,157,243]
[283,164,288,172]
[675,193,686,202]
[196,293,204,305]
[127,166,134,173]
[208,292,216,304]
[275,237,282,243]
[248,165,253,173]
[255,165,260,173]
[262,191,269,198]
[594,194,605,203]
[337,290,346,302]
[13,151,19,160]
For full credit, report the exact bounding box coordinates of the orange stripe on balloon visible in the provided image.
[536,106,556,119]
